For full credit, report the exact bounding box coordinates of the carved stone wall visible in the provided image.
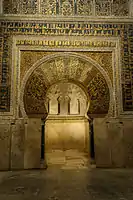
[0,22,132,114]
[23,53,110,117]
[0,6,133,169]
[2,0,131,16]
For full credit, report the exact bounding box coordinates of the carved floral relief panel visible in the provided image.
[22,0,38,14]
[61,0,74,15]
[40,0,56,15]
[24,73,47,116]
[88,72,110,115]
[3,0,130,16]
[20,51,53,81]
[77,52,113,83]
[112,0,129,16]
[3,0,38,14]
[77,0,93,15]
[95,0,112,16]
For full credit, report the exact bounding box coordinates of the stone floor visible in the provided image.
[0,167,133,200]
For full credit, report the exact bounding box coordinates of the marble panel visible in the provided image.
[46,150,65,165]
[107,121,125,167]
[45,118,89,152]
[45,149,89,167]
[130,0,133,16]
[93,118,112,167]
[0,122,10,170]
[10,119,25,169]
[94,118,133,168]
[123,120,133,167]
[24,118,41,169]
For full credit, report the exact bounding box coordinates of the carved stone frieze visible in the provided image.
[2,0,130,16]
[3,0,38,14]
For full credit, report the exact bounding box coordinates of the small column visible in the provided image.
[40,116,47,169]
[38,0,41,14]
[24,119,28,169]
[56,0,59,14]
[93,0,96,16]
[0,0,3,14]
[88,116,95,164]
[74,0,77,15]
[9,120,16,170]
[129,0,133,17]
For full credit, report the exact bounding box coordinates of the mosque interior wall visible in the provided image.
[0,0,133,170]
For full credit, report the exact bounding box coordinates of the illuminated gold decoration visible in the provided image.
[77,52,113,83]
[3,0,129,16]
[0,21,133,113]
[20,51,112,83]
[20,51,52,81]
[23,54,110,117]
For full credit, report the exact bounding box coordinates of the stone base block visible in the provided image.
[45,150,89,169]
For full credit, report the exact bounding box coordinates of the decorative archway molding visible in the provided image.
[19,52,114,118]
